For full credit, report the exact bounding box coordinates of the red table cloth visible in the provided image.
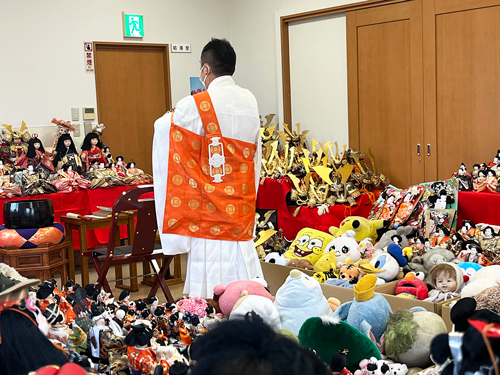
[0,186,136,249]
[256,178,374,239]
[457,191,500,227]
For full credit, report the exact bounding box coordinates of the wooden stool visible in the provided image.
[0,240,69,282]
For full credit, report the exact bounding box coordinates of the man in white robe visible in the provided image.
[153,38,263,298]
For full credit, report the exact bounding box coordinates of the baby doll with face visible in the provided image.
[424,262,464,303]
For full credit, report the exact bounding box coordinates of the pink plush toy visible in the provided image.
[213,279,273,317]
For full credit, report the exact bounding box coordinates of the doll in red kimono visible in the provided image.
[16,137,54,176]
[80,132,106,171]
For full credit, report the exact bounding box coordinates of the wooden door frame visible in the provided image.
[280,0,412,126]
[93,42,172,119]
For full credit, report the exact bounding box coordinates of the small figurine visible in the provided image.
[126,161,153,184]
[458,243,491,266]
[473,169,487,192]
[21,164,57,195]
[454,163,473,191]
[430,226,450,248]
[91,161,126,189]
[80,132,107,171]
[51,118,76,150]
[485,168,497,193]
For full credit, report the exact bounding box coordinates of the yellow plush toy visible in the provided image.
[329,216,384,242]
[285,228,333,265]
[314,252,338,273]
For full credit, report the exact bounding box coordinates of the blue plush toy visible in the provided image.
[274,269,334,336]
[457,262,483,286]
[333,274,392,341]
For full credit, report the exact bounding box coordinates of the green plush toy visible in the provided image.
[298,316,381,372]
[329,216,384,242]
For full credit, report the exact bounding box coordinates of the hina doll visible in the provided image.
[91,162,126,189]
[103,146,114,166]
[52,133,83,173]
[126,161,153,184]
[458,244,491,266]
[471,163,481,180]
[125,323,170,374]
[454,163,473,191]
[80,132,106,171]
[473,169,487,192]
[16,137,54,176]
[43,303,86,350]
[53,165,92,193]
[485,168,498,193]
[110,162,126,178]
[21,164,57,196]
[430,226,450,248]
[115,155,128,174]
[393,191,417,226]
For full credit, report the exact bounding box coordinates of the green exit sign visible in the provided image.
[122,13,144,37]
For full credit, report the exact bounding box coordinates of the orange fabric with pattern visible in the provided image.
[162,91,257,241]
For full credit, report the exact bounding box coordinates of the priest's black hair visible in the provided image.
[201,38,236,76]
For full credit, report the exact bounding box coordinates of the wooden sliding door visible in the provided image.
[424,0,500,180]
[347,0,424,189]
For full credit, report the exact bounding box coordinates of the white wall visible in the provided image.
[229,0,364,147]
[1,0,364,153]
[0,0,230,149]
[289,13,349,149]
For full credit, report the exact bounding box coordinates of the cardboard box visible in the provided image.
[376,281,458,314]
[260,261,315,296]
[441,300,454,332]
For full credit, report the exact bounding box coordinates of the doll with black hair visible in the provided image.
[126,322,169,374]
[460,220,478,240]
[80,132,106,171]
[21,162,57,195]
[473,169,488,192]
[91,161,127,189]
[126,161,153,184]
[0,300,70,375]
[453,163,473,191]
[430,225,450,248]
[16,136,54,175]
[479,226,500,260]
[449,232,465,255]
[459,243,491,266]
[52,133,83,173]
[485,168,498,193]
[54,164,92,193]
[43,303,87,351]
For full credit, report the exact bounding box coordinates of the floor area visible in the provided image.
[59,253,188,304]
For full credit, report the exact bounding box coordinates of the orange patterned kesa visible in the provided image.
[163,91,257,241]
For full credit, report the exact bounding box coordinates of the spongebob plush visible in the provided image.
[285,228,333,265]
[329,216,384,242]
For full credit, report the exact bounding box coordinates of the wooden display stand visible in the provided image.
[0,240,69,282]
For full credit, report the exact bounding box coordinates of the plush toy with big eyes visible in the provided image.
[324,230,363,267]
[285,228,333,265]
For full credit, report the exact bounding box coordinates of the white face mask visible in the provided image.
[199,64,209,88]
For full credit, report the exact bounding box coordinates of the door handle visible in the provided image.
[417,144,421,156]
[427,144,431,156]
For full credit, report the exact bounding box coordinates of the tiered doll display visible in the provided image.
[0,120,152,197]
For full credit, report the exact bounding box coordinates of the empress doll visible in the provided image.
[52,133,83,174]
[430,226,450,248]
[126,161,153,185]
[53,165,92,193]
[91,162,126,189]
[485,168,498,193]
[80,132,106,171]
[21,164,57,196]
[473,169,487,192]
